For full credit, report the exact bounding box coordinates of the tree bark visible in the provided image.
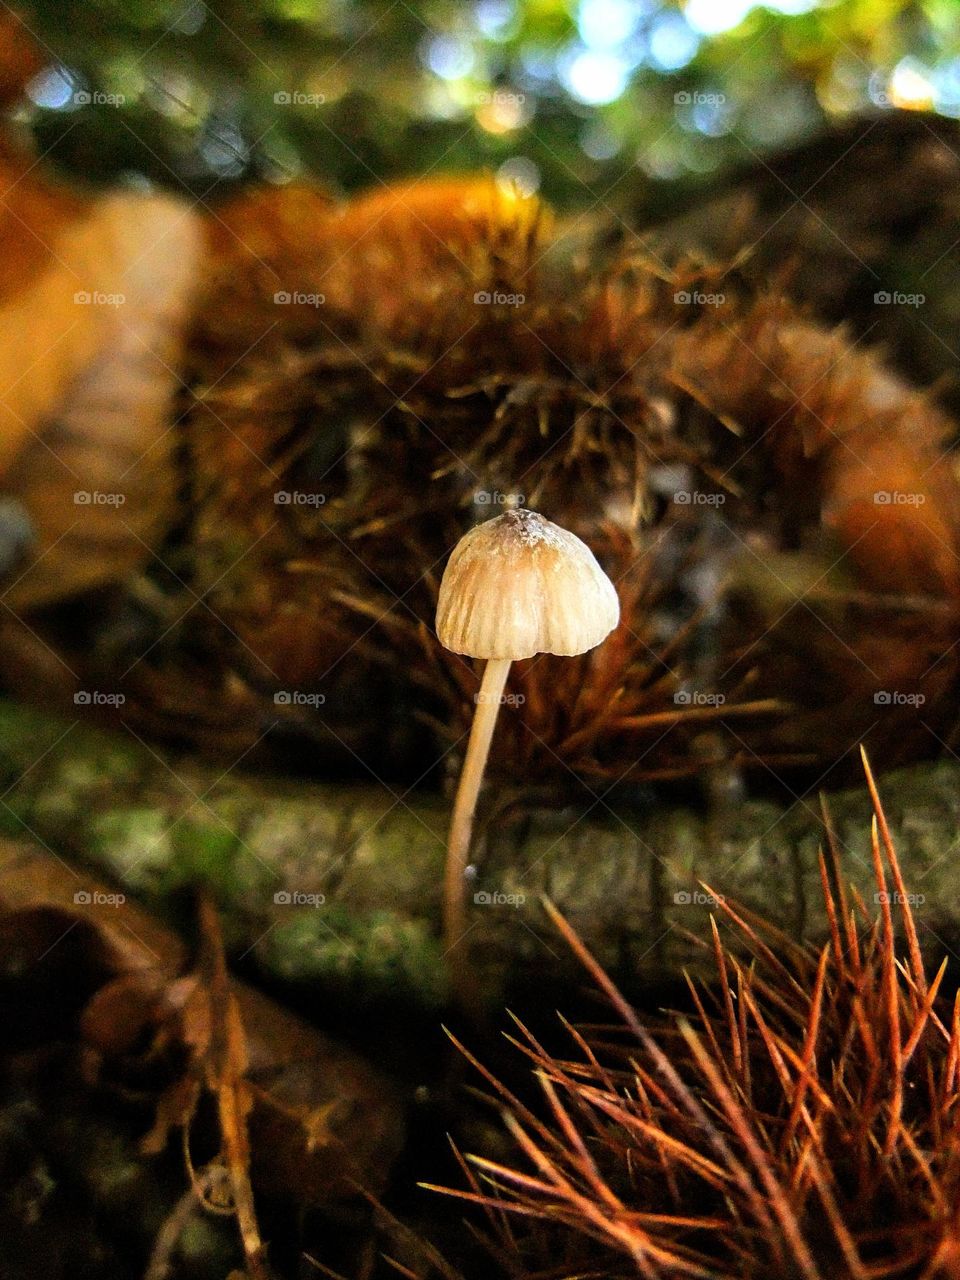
[2,698,958,1011]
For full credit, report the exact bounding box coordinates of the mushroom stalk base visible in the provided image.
[443,657,512,969]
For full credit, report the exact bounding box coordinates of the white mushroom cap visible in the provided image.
[436,508,620,660]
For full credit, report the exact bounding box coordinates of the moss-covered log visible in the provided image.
[2,698,959,1012]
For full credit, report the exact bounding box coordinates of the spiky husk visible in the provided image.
[134,176,960,788]
[428,755,960,1279]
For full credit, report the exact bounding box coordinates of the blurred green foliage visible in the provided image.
[10,0,960,206]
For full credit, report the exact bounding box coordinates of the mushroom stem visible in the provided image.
[443,657,512,960]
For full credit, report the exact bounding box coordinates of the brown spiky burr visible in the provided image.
[427,752,960,1279]
[172,174,960,789]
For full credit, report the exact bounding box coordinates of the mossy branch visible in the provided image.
[2,699,958,1011]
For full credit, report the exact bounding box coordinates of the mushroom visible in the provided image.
[435,507,620,961]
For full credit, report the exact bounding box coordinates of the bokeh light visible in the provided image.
[12,0,960,203]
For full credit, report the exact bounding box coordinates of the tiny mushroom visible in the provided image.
[435,507,620,962]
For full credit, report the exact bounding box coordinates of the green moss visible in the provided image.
[264,906,448,1007]
[86,808,175,890]
[166,822,241,887]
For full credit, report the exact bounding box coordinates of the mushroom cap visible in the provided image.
[435,508,620,660]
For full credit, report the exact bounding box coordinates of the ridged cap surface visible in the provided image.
[436,508,620,659]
